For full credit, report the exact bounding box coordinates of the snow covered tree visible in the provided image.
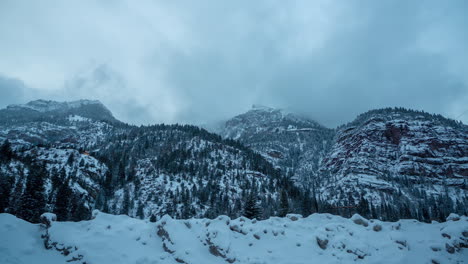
[243,193,262,219]
[18,163,47,223]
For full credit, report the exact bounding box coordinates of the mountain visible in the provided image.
[319,108,468,219]
[0,99,119,148]
[221,106,468,221]
[220,105,335,187]
[0,100,467,225]
[0,100,307,223]
[2,99,118,124]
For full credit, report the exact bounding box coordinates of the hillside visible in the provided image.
[319,108,468,220]
[0,101,467,224]
[220,105,335,187]
[0,100,305,223]
[221,106,468,222]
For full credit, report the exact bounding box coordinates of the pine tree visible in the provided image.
[0,139,14,162]
[243,193,262,219]
[136,201,144,219]
[0,172,13,213]
[278,190,289,217]
[149,214,157,222]
[120,188,130,215]
[54,179,72,221]
[67,152,75,166]
[18,163,47,223]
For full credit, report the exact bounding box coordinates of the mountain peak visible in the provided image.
[2,99,118,124]
[251,104,276,112]
[7,99,105,113]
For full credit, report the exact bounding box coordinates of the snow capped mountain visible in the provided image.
[0,100,305,223]
[221,106,468,221]
[220,105,335,186]
[7,99,104,113]
[0,100,466,225]
[0,99,119,148]
[319,108,468,216]
[1,99,118,126]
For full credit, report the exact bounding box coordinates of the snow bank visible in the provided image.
[1,212,467,264]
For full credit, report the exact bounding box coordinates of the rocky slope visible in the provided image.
[319,108,468,219]
[0,99,118,148]
[221,106,468,221]
[1,100,467,224]
[0,100,304,223]
[220,105,335,187]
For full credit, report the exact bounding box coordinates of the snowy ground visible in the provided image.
[1,212,466,264]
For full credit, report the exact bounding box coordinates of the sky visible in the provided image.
[0,0,467,127]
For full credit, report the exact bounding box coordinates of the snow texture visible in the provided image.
[1,212,466,264]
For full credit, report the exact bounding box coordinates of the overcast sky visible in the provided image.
[0,0,467,127]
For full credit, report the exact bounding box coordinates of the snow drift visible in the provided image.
[1,212,466,264]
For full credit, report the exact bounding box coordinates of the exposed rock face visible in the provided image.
[222,107,467,220]
[319,108,467,211]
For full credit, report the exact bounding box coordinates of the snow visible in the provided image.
[67,115,91,122]
[0,214,66,264]
[1,212,466,264]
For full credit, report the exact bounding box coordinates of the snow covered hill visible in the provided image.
[0,100,302,222]
[1,211,466,264]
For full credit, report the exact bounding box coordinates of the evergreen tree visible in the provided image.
[243,193,262,219]
[136,201,144,219]
[0,172,13,213]
[67,152,75,166]
[120,188,130,215]
[53,179,72,221]
[278,190,289,217]
[18,163,47,223]
[149,214,157,222]
[0,139,14,162]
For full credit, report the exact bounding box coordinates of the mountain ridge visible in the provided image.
[0,99,466,224]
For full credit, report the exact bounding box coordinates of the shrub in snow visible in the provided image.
[373,224,382,232]
[286,214,302,221]
[149,214,157,223]
[351,214,369,227]
[40,213,57,228]
[92,209,100,219]
[446,213,460,222]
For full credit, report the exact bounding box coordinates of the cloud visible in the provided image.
[0,0,467,126]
